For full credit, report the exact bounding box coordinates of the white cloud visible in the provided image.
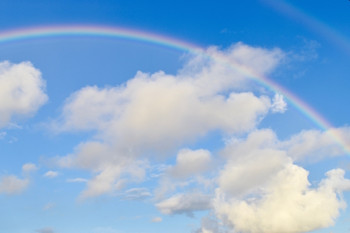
[22,163,38,174]
[151,217,163,223]
[193,215,229,233]
[44,171,59,178]
[214,165,350,233]
[219,129,291,197]
[271,93,287,113]
[156,192,212,216]
[0,175,29,195]
[219,149,290,197]
[281,127,350,161]
[168,149,212,179]
[0,61,47,128]
[52,43,283,198]
[66,178,88,183]
[79,165,124,199]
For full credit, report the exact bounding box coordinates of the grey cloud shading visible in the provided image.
[156,192,212,217]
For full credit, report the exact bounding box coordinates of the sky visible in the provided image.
[0,0,350,233]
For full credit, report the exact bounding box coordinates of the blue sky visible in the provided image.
[1,1,350,233]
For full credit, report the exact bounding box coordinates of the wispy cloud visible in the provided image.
[43,171,59,178]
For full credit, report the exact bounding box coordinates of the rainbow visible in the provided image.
[0,24,348,155]
[263,0,350,55]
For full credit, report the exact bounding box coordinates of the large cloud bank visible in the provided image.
[50,43,350,232]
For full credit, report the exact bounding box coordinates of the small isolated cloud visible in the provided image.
[156,193,212,217]
[36,227,55,233]
[66,178,88,183]
[0,61,48,128]
[44,171,59,178]
[22,163,38,174]
[0,175,29,195]
[271,93,287,113]
[168,149,212,179]
[151,217,163,223]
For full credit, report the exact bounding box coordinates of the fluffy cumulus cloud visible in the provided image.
[0,61,47,128]
[168,149,212,179]
[214,165,350,233]
[52,43,284,198]
[45,41,350,232]
[219,129,290,197]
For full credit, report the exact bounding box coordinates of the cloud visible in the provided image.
[22,163,38,174]
[123,187,152,200]
[66,178,88,183]
[271,93,287,113]
[52,43,283,198]
[79,165,125,199]
[36,227,55,233]
[44,171,59,178]
[193,215,229,233]
[0,61,47,128]
[151,217,163,223]
[0,175,29,195]
[214,165,350,233]
[219,129,291,196]
[168,149,212,179]
[281,127,350,161]
[156,192,212,216]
